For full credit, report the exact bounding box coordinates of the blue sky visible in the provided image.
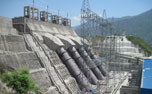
[0,0,152,26]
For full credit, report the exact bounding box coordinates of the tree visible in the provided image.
[1,69,39,94]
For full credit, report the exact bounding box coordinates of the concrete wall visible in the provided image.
[13,17,77,36]
[0,16,18,35]
[0,16,61,94]
[0,35,27,52]
[27,18,77,36]
[120,86,139,94]
[0,16,104,93]
[0,52,41,70]
[99,36,144,57]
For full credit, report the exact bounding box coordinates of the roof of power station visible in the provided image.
[140,59,152,94]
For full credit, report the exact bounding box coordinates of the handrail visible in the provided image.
[23,34,63,94]
[29,32,72,94]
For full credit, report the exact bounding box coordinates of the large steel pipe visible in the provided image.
[68,47,98,85]
[86,47,107,76]
[57,47,91,91]
[78,47,104,80]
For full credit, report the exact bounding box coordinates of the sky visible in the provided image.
[0,0,152,26]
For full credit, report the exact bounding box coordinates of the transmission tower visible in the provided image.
[81,0,92,42]
[81,0,93,92]
[81,0,127,93]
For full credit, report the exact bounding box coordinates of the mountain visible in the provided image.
[75,9,152,45]
[113,9,152,45]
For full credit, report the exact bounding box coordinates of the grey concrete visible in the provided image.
[15,17,78,36]
[0,28,18,35]
[24,33,82,94]
[42,32,93,91]
[55,34,75,49]
[49,50,81,94]
[0,17,62,94]
[23,34,69,94]
[0,35,27,52]
[30,68,54,93]
[49,50,63,65]
[0,16,13,28]
[68,36,82,47]
[0,52,60,94]
[0,16,135,94]
[120,86,139,94]
[55,64,72,80]
[0,16,18,35]
[0,52,41,70]
[43,33,64,50]
[54,34,99,85]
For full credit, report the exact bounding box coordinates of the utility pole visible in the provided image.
[47,5,49,12]
[58,9,60,16]
[67,13,68,18]
[32,0,34,19]
[33,0,34,8]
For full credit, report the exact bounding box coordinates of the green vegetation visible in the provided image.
[132,58,140,65]
[75,9,152,46]
[127,36,152,55]
[1,69,39,94]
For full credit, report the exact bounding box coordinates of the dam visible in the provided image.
[0,3,145,94]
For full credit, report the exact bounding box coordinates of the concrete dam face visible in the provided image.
[0,13,107,93]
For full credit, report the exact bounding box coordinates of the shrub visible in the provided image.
[127,36,152,55]
[1,69,39,94]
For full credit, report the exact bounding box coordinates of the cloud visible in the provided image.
[71,15,81,26]
[71,15,81,22]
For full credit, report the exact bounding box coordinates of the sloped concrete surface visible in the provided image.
[0,35,27,52]
[24,32,82,93]
[0,16,110,94]
[26,19,77,36]
[0,17,62,94]
[43,33,64,50]
[0,16,18,35]
[23,34,69,94]
[30,68,54,93]
[55,34,76,49]
[0,52,41,70]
